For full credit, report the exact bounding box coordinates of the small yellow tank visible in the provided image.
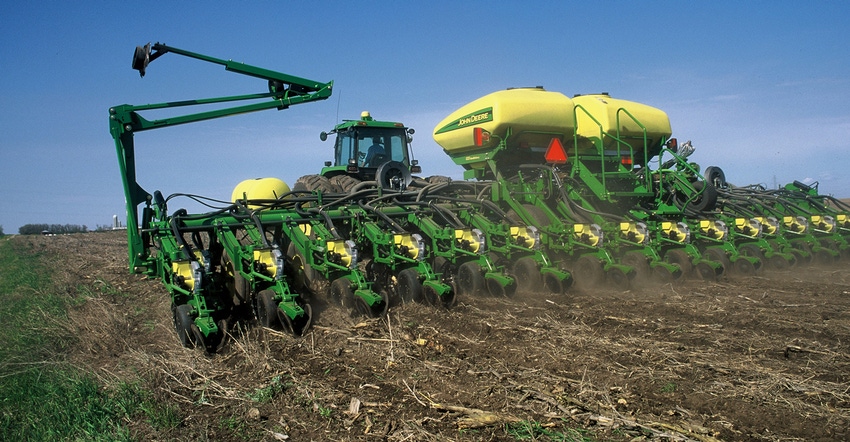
[231,177,291,208]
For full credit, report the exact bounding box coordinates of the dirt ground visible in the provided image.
[18,230,850,441]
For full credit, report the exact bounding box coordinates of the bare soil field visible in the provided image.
[16,230,850,441]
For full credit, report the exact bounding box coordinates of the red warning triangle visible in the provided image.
[544,138,568,164]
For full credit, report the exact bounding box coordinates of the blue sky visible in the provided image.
[1,1,849,234]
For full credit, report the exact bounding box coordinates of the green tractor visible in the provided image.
[294,111,421,193]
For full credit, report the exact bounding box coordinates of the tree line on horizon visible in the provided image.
[17,224,89,235]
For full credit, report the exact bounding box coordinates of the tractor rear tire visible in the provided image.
[294,174,336,193]
[330,174,361,193]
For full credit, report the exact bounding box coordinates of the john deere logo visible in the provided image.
[436,107,493,133]
[458,111,491,127]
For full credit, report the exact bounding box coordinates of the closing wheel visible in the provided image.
[544,273,571,294]
[278,303,313,336]
[457,261,486,296]
[255,289,280,329]
[487,278,516,298]
[397,268,425,303]
[429,285,456,308]
[353,296,376,318]
[512,257,543,293]
[606,268,630,291]
[173,304,197,348]
[572,255,604,290]
[621,251,651,285]
[664,249,693,279]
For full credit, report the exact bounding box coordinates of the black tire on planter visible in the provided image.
[512,256,543,293]
[396,268,425,303]
[457,261,486,296]
[330,277,356,310]
[255,289,280,329]
[664,249,693,279]
[572,255,604,290]
[173,304,197,348]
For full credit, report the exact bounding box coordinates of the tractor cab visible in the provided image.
[320,111,420,183]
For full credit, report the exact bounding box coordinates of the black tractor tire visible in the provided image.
[329,174,361,193]
[293,174,336,193]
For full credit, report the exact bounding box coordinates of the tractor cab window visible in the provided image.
[334,128,409,168]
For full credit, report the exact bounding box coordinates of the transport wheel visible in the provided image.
[572,255,604,290]
[703,166,727,189]
[172,304,197,348]
[511,257,543,293]
[457,261,486,296]
[621,251,650,285]
[687,181,718,212]
[255,289,280,329]
[397,268,425,303]
[329,174,361,193]
[606,267,630,291]
[664,249,693,279]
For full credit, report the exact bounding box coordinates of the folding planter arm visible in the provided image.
[109,42,333,272]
